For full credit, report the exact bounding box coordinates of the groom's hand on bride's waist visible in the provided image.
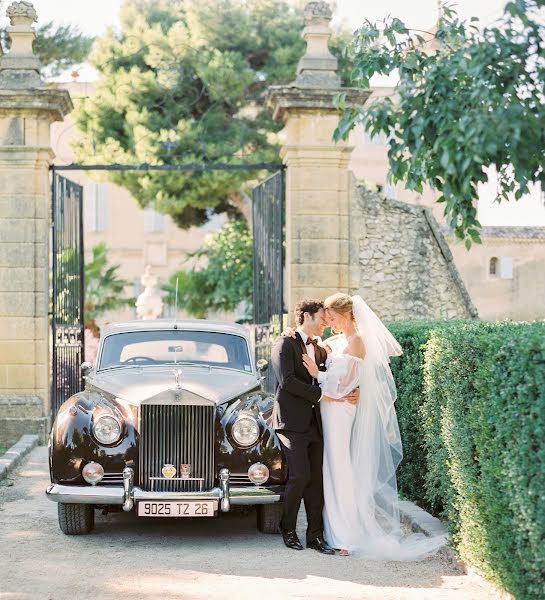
[343,388,359,405]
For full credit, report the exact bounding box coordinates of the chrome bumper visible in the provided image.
[46,467,281,512]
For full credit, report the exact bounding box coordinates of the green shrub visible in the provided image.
[387,320,545,600]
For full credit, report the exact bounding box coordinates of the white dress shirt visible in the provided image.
[296,327,327,386]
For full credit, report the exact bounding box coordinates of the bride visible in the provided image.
[303,293,446,559]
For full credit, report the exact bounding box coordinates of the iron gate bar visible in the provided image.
[252,170,285,393]
[51,163,285,172]
[51,174,85,417]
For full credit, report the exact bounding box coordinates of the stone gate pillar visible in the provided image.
[267,1,369,320]
[0,2,72,444]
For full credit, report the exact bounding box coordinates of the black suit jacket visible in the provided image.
[271,332,327,433]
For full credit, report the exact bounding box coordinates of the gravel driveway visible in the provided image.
[0,446,501,600]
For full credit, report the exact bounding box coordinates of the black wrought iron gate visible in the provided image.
[252,170,285,393]
[51,174,85,418]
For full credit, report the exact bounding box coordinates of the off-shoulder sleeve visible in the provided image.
[320,356,361,399]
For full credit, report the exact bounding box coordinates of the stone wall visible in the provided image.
[348,180,478,320]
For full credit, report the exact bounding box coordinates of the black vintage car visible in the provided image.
[46,319,285,535]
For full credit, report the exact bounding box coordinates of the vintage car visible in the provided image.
[46,319,285,535]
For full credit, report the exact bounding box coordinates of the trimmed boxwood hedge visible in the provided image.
[387,320,545,600]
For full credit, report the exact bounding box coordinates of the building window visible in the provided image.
[489,256,513,279]
[489,257,498,276]
[84,183,108,232]
[144,208,166,232]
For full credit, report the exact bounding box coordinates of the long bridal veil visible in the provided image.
[350,295,446,559]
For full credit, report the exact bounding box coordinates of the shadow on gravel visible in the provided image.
[1,448,469,600]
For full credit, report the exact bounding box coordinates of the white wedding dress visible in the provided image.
[319,297,446,559]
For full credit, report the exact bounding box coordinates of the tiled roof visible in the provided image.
[444,226,545,240]
[479,227,545,240]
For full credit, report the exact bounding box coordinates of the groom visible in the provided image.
[271,299,356,553]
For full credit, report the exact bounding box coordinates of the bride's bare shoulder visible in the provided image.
[345,334,366,360]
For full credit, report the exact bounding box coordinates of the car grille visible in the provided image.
[98,473,124,486]
[229,474,252,486]
[139,404,215,493]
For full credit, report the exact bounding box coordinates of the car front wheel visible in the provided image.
[256,502,282,534]
[58,503,95,535]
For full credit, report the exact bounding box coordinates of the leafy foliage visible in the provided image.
[335,0,545,246]
[73,0,351,228]
[84,242,132,326]
[388,320,545,599]
[162,218,253,318]
[0,22,93,78]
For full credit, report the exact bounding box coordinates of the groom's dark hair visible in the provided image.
[295,299,324,326]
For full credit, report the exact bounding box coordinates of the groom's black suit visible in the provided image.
[271,331,327,542]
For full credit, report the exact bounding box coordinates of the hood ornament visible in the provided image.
[173,368,183,389]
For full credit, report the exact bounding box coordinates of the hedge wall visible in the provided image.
[387,320,545,600]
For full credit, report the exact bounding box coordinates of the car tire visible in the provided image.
[58,503,95,535]
[256,502,282,534]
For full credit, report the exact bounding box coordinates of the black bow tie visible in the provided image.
[305,337,318,347]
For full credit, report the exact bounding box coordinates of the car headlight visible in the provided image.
[82,461,104,485]
[231,415,260,447]
[92,414,122,445]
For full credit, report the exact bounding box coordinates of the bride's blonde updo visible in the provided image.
[324,293,355,322]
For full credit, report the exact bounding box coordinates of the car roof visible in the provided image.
[101,319,251,339]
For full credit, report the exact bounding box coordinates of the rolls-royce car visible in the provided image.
[46,319,285,535]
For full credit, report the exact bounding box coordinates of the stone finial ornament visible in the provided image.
[6,1,38,24]
[295,1,340,88]
[0,0,42,87]
[303,1,333,24]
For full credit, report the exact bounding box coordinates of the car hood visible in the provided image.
[86,366,261,406]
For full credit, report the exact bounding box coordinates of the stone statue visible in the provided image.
[135,266,164,320]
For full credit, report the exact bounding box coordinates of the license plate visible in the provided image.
[137,501,216,517]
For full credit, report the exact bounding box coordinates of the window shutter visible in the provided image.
[500,256,513,279]
[144,208,165,232]
[96,184,108,231]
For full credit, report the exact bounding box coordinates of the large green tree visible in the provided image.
[335,0,545,247]
[73,0,351,228]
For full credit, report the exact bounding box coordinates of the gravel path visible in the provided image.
[0,446,501,600]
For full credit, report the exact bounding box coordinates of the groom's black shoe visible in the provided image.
[307,537,336,555]
[279,527,304,551]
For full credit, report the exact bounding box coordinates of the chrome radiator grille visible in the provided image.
[139,404,215,492]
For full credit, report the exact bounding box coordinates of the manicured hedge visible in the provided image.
[387,320,545,600]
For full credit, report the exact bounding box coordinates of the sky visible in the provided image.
[2,0,543,226]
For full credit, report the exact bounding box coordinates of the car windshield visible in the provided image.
[98,330,252,372]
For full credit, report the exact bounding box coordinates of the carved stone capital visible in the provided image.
[266,85,371,122]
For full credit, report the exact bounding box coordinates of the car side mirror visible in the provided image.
[256,359,268,372]
[81,361,94,376]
